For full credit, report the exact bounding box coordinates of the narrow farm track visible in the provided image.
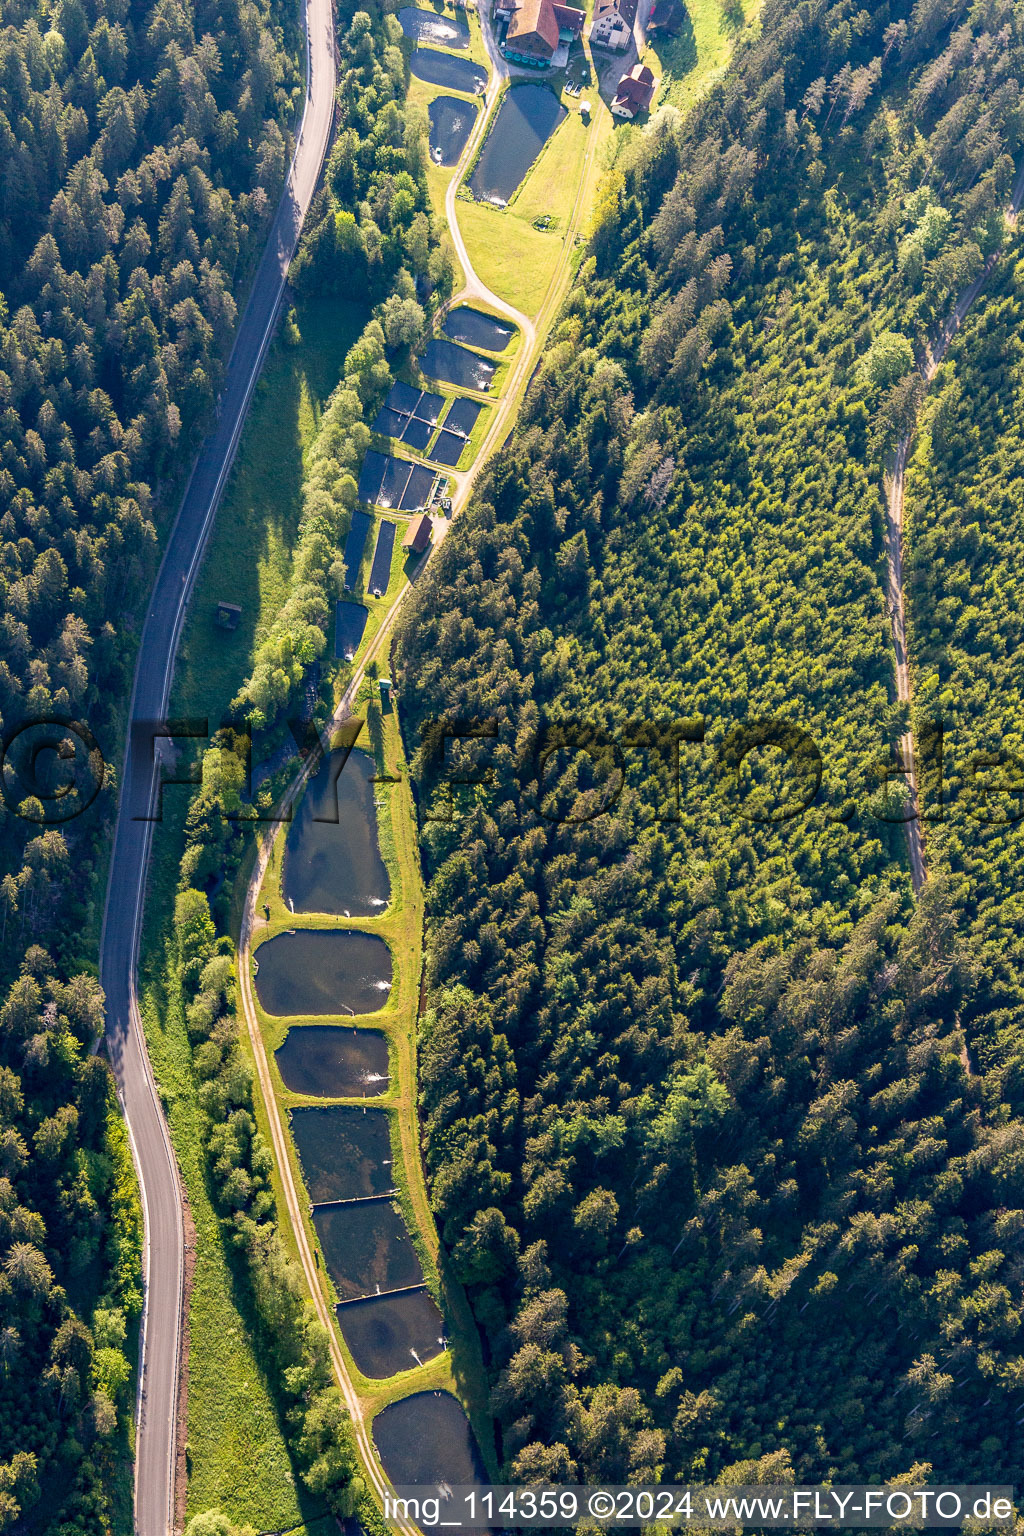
[236,13,606,1522]
[98,1,337,1530]
[883,161,1024,892]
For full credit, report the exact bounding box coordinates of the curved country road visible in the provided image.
[883,159,1024,892]
[98,2,337,1531]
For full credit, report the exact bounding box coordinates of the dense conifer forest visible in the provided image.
[396,0,1024,1486]
[0,0,300,1524]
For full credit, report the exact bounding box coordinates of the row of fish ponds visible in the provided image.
[270,18,512,1493]
[347,314,514,553]
[253,743,491,1481]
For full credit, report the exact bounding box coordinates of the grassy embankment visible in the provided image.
[136,291,362,1532]
[456,108,597,315]
[643,0,760,112]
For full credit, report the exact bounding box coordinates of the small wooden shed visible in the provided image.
[402,514,432,554]
[215,600,242,630]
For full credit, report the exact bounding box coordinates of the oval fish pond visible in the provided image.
[429,95,478,166]
[255,930,392,1017]
[469,83,567,204]
[442,307,514,352]
[283,746,389,917]
[374,1390,490,1495]
[398,6,469,46]
[420,337,495,392]
[410,47,486,93]
[275,1024,389,1097]
[337,1287,446,1379]
[290,1104,393,1203]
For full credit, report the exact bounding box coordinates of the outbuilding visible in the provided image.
[215,600,241,630]
[402,513,433,554]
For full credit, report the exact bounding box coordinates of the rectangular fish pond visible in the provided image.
[290,1105,394,1203]
[384,380,422,414]
[374,1390,491,1492]
[442,397,482,436]
[334,600,368,660]
[313,1197,423,1300]
[282,745,389,917]
[275,1024,389,1097]
[402,464,436,511]
[368,520,397,595]
[426,430,466,467]
[254,929,391,1016]
[379,456,412,510]
[336,1287,446,1379]
[400,415,433,452]
[341,508,373,589]
[469,83,566,205]
[372,406,406,438]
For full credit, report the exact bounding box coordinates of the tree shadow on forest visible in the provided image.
[721,0,745,33]
[664,8,697,77]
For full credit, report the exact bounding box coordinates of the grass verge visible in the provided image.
[457,197,563,313]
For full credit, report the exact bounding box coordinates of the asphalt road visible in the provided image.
[98,1,336,1530]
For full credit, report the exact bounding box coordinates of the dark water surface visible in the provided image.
[379,456,412,509]
[413,390,445,424]
[372,405,406,437]
[282,746,388,916]
[275,1024,389,1097]
[398,6,469,46]
[421,338,496,391]
[291,1105,393,1202]
[402,464,436,510]
[255,930,391,1016]
[426,430,464,466]
[442,397,482,436]
[400,415,433,451]
[357,450,388,504]
[314,1198,423,1300]
[429,95,477,166]
[410,47,486,92]
[374,1390,489,1489]
[385,380,422,414]
[442,308,514,351]
[342,508,373,587]
[469,84,566,203]
[337,1288,446,1378]
[334,600,368,660]
[369,520,397,593]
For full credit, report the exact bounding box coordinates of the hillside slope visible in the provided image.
[0,0,300,1525]
[396,0,1024,1485]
